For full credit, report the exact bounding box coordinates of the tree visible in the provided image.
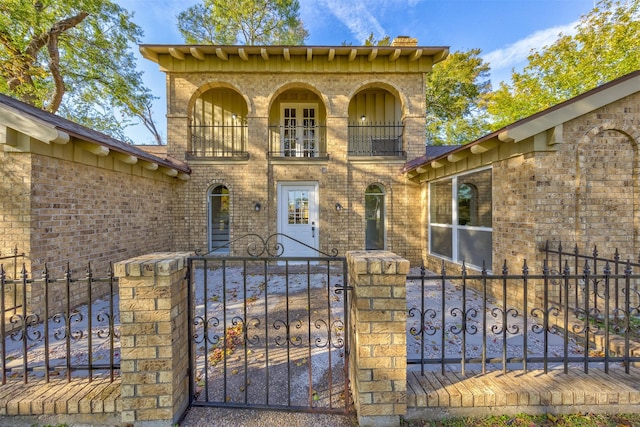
[425,49,492,145]
[0,0,162,144]
[177,0,308,45]
[363,33,391,46]
[486,0,640,128]
[341,33,390,46]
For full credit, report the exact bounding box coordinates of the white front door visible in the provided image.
[278,183,319,257]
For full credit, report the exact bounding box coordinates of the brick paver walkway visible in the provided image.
[0,377,120,416]
[407,367,640,418]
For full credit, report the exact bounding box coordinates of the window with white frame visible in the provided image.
[429,168,492,269]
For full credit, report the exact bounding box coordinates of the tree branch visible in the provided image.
[46,32,64,113]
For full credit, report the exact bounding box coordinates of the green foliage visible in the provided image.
[364,32,391,46]
[0,0,162,143]
[425,49,492,146]
[176,0,308,45]
[486,0,640,128]
[341,32,391,46]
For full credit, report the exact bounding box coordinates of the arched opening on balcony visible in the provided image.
[190,87,249,158]
[268,87,327,158]
[348,87,403,157]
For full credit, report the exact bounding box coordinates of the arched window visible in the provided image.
[365,184,385,250]
[208,185,230,252]
[457,183,478,226]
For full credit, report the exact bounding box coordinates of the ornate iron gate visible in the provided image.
[187,234,350,413]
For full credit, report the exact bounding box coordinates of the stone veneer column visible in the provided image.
[347,251,409,427]
[114,252,192,427]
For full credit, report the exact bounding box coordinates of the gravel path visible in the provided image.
[179,407,358,427]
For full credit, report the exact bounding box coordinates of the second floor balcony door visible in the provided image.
[282,104,317,157]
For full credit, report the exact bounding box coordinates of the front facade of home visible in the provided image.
[405,71,640,286]
[141,38,448,263]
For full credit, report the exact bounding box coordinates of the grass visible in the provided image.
[401,413,640,426]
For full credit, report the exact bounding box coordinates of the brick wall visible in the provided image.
[166,71,425,264]
[424,92,640,305]
[1,137,179,314]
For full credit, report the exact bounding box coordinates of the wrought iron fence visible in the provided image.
[0,247,25,316]
[188,234,350,413]
[348,122,404,156]
[268,125,328,158]
[0,262,120,384]
[188,123,249,158]
[407,245,640,377]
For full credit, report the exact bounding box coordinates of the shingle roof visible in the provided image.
[0,93,190,175]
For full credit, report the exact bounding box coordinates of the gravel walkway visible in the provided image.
[179,407,358,427]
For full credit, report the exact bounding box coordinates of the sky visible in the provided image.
[115,0,596,144]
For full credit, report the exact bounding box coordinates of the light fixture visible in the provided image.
[254,202,261,212]
[335,203,343,212]
[232,113,237,121]
[360,115,366,122]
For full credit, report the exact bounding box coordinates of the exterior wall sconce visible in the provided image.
[254,202,261,212]
[335,203,343,212]
[360,115,366,122]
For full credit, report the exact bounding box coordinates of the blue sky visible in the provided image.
[116,0,596,144]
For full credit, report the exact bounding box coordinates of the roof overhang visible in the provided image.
[404,70,640,181]
[140,44,449,71]
[0,94,190,179]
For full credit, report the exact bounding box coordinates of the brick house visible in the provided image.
[404,70,640,277]
[0,93,191,313]
[2,40,639,276]
[139,37,448,263]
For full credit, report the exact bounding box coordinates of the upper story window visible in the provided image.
[348,88,404,157]
[429,168,492,269]
[189,88,248,159]
[269,89,327,159]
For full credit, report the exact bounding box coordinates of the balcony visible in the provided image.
[268,125,328,159]
[348,122,404,157]
[187,124,249,159]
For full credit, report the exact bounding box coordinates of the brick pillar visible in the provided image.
[347,251,409,427]
[114,252,192,427]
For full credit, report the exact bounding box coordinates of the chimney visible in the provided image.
[391,36,418,47]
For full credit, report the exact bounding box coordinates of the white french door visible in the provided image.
[281,104,318,157]
[277,183,319,257]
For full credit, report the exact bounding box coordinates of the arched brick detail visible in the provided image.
[575,122,640,258]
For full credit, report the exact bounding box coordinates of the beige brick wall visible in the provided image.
[347,250,409,427]
[1,137,179,314]
[166,71,426,264]
[115,252,191,426]
[423,92,640,304]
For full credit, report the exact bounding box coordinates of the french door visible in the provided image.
[282,104,318,157]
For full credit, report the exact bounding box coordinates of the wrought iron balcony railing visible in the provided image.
[188,124,249,158]
[268,125,327,158]
[348,122,404,157]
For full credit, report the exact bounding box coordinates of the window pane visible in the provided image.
[210,186,230,252]
[458,229,492,268]
[430,180,452,224]
[430,226,452,258]
[458,169,492,227]
[365,195,384,250]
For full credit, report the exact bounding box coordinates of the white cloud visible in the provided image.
[310,0,425,44]
[484,21,578,71]
[316,0,384,42]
